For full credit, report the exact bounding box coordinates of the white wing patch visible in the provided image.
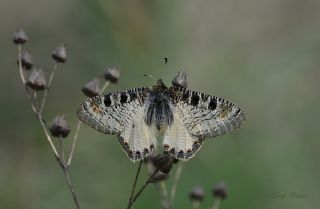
[163,108,203,160]
[118,105,157,162]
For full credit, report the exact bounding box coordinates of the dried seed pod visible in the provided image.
[52,44,67,63]
[103,67,120,83]
[212,181,228,199]
[152,154,174,174]
[26,67,46,91]
[172,71,188,89]
[150,170,169,183]
[17,50,33,70]
[13,30,28,45]
[82,78,100,97]
[49,115,71,138]
[189,186,204,201]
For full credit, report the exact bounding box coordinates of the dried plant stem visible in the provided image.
[127,161,143,209]
[40,63,58,114]
[127,168,159,209]
[211,198,221,209]
[17,45,81,209]
[155,183,171,209]
[100,80,110,94]
[67,120,82,166]
[170,162,184,203]
[192,201,200,209]
[59,137,81,209]
[18,45,26,84]
[159,182,171,209]
[160,182,169,202]
[37,113,60,158]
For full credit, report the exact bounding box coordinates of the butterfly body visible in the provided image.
[77,76,246,162]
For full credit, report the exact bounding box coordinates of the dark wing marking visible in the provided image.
[169,86,246,139]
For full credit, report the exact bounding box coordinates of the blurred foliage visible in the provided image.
[1,0,320,209]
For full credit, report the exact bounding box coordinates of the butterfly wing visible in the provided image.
[163,87,246,160]
[77,87,156,162]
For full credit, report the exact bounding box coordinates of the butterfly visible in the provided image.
[77,72,246,162]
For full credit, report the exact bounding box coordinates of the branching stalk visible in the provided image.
[170,162,184,204]
[127,169,159,209]
[211,198,221,209]
[40,63,58,114]
[17,45,81,209]
[127,161,143,209]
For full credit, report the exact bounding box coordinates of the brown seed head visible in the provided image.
[49,115,71,138]
[189,186,204,202]
[103,67,120,83]
[212,181,228,199]
[26,67,46,91]
[18,50,33,70]
[172,71,188,89]
[13,30,28,45]
[52,44,67,63]
[82,78,100,97]
[152,153,174,174]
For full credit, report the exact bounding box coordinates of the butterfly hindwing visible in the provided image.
[118,105,157,162]
[163,107,204,161]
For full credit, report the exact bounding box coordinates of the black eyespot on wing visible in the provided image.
[190,92,200,106]
[129,90,138,100]
[235,107,241,116]
[208,97,217,110]
[120,92,128,104]
[104,95,112,107]
[182,90,189,102]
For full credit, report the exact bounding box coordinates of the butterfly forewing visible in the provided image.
[77,87,157,161]
[169,87,246,139]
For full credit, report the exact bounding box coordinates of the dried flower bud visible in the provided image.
[52,44,67,63]
[17,50,33,70]
[212,181,228,199]
[26,68,46,91]
[152,154,174,174]
[49,115,71,138]
[82,78,100,97]
[172,71,188,89]
[189,186,204,201]
[150,170,169,183]
[13,30,28,45]
[103,67,120,83]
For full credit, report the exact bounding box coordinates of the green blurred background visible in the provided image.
[1,0,319,209]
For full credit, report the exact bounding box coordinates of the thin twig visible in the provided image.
[58,136,81,209]
[100,81,110,94]
[17,45,26,84]
[62,166,81,209]
[192,201,200,209]
[160,182,171,209]
[170,162,184,203]
[59,137,66,163]
[211,198,221,209]
[127,161,143,209]
[67,80,109,166]
[67,120,82,166]
[36,113,60,158]
[127,169,159,209]
[40,63,58,114]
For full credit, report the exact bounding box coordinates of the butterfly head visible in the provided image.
[152,79,167,91]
